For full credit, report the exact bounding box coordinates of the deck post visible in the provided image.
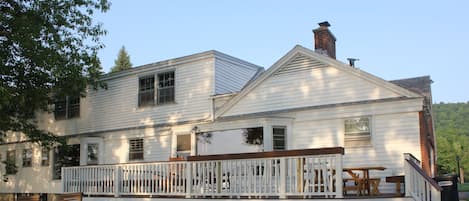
[186,163,192,198]
[114,166,121,197]
[404,159,411,197]
[279,158,286,199]
[335,154,343,198]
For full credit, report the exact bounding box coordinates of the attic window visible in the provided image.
[344,117,371,147]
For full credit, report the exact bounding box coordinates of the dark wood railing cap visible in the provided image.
[187,147,344,161]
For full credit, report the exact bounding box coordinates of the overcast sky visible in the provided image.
[95,0,469,103]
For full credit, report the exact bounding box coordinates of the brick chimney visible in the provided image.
[313,21,336,59]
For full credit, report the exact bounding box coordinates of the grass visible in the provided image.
[459,182,469,192]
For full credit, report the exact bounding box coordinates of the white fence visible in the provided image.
[404,153,441,201]
[62,148,344,198]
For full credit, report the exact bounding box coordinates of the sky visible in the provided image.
[95,0,469,103]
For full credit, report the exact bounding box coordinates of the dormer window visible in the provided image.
[54,96,80,120]
[138,76,155,107]
[157,71,175,104]
[138,71,175,107]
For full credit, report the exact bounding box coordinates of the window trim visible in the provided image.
[344,116,372,147]
[129,138,144,161]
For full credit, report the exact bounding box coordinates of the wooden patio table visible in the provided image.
[343,166,386,195]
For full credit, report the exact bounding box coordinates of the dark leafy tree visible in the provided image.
[110,46,132,73]
[0,0,110,147]
[434,102,469,179]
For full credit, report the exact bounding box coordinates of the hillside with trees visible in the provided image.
[434,102,469,178]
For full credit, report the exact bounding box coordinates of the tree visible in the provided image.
[0,0,110,147]
[110,46,133,73]
[434,102,469,179]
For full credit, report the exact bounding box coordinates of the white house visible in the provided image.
[0,22,439,201]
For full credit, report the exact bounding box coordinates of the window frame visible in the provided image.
[272,126,287,151]
[22,149,32,167]
[138,75,156,107]
[129,138,144,161]
[6,150,16,175]
[54,96,80,120]
[86,143,99,165]
[176,134,191,158]
[157,71,175,105]
[344,116,372,147]
[41,148,50,166]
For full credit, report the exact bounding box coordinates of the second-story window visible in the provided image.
[157,71,175,104]
[138,71,175,107]
[138,76,155,107]
[6,150,16,175]
[22,149,32,167]
[41,148,50,166]
[54,96,80,120]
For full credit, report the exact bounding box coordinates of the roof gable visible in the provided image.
[215,45,421,118]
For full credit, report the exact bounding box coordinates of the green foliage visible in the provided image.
[110,46,133,73]
[0,0,110,147]
[2,159,18,175]
[434,102,469,179]
[459,183,469,192]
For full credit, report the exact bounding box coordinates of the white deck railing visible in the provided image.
[404,153,442,201]
[62,147,344,198]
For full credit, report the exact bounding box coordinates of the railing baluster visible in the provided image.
[61,148,344,199]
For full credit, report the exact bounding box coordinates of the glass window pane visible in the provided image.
[129,138,144,161]
[197,127,264,155]
[22,149,32,167]
[177,134,191,152]
[87,143,99,165]
[41,148,49,166]
[273,127,286,150]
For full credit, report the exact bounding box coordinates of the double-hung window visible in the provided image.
[87,143,99,165]
[157,71,175,104]
[6,150,16,175]
[129,138,144,161]
[22,149,32,167]
[176,134,191,158]
[138,76,155,107]
[273,126,286,150]
[344,117,371,147]
[138,71,175,107]
[54,96,80,120]
[41,148,50,166]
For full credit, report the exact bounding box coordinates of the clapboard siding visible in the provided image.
[290,107,421,194]
[0,143,62,194]
[102,128,172,164]
[37,58,215,135]
[223,62,402,117]
[214,58,260,95]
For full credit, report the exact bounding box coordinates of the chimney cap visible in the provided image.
[318,21,331,27]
